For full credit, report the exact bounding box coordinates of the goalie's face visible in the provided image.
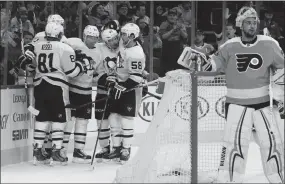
[241,17,258,38]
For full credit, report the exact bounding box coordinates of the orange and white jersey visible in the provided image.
[116,42,146,84]
[33,40,78,91]
[32,31,68,44]
[65,38,100,95]
[210,35,284,105]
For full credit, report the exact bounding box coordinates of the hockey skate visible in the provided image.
[95,145,110,163]
[120,147,131,165]
[103,146,121,162]
[72,148,92,164]
[33,144,49,165]
[49,145,68,166]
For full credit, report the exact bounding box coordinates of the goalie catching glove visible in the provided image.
[177,47,210,71]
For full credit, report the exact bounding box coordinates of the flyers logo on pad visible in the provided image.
[235,53,263,72]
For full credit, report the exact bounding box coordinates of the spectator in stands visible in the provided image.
[26,2,37,29]
[215,22,237,48]
[180,2,192,45]
[117,2,135,26]
[37,1,52,32]
[23,31,34,45]
[66,15,80,38]
[193,29,215,57]
[159,8,188,76]
[154,4,166,27]
[88,3,112,30]
[260,7,284,50]
[134,3,150,24]
[10,6,35,36]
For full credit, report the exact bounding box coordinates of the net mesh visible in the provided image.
[114,70,227,183]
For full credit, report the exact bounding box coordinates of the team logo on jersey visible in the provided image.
[235,53,263,72]
[104,57,117,75]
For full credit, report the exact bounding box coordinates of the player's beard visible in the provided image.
[243,29,256,39]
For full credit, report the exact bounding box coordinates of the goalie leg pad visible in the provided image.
[121,116,134,149]
[74,119,88,149]
[217,104,254,183]
[109,113,122,147]
[34,121,51,148]
[252,107,284,183]
[51,122,66,149]
[62,118,75,149]
[97,119,110,148]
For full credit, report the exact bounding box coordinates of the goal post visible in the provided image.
[114,69,227,183]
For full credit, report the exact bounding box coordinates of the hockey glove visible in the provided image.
[177,47,208,70]
[106,75,117,88]
[109,83,126,100]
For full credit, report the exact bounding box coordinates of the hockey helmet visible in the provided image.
[47,14,65,26]
[236,6,259,28]
[45,22,64,39]
[121,23,140,39]
[83,25,99,38]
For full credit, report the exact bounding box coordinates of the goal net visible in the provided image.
[114,69,227,183]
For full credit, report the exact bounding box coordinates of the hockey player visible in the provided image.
[184,6,284,183]
[32,14,67,43]
[103,23,146,164]
[93,28,121,162]
[62,25,100,164]
[18,22,91,165]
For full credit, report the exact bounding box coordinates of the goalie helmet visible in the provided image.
[121,23,140,39]
[47,14,65,26]
[45,22,64,39]
[83,25,99,38]
[236,6,259,28]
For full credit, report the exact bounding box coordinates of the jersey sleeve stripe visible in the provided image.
[65,66,77,75]
[130,73,143,77]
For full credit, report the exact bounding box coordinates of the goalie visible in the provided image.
[178,6,284,183]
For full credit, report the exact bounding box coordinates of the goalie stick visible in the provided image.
[65,78,164,109]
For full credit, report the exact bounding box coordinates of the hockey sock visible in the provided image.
[74,119,88,149]
[97,119,110,148]
[51,122,65,149]
[121,116,134,149]
[63,119,75,149]
[109,113,122,147]
[34,121,50,148]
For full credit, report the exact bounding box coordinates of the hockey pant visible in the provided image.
[109,113,134,148]
[34,121,65,149]
[63,118,89,150]
[217,104,284,183]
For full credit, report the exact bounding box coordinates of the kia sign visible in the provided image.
[139,96,160,122]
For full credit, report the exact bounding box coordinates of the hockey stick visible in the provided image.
[65,77,164,109]
[89,88,111,170]
[19,19,30,108]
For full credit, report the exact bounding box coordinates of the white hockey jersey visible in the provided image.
[94,42,120,94]
[211,35,284,105]
[65,38,100,95]
[33,40,78,91]
[116,42,146,84]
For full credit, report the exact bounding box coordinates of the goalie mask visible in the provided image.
[83,25,99,47]
[120,23,140,47]
[236,6,260,28]
[45,22,64,40]
[101,29,120,50]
